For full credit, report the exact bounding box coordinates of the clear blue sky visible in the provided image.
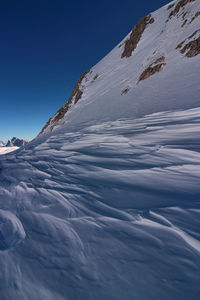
[0,0,170,141]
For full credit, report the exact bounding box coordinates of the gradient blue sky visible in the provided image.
[0,0,170,141]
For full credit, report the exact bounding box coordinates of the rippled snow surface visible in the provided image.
[0,107,200,300]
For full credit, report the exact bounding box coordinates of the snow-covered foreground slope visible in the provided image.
[0,107,200,299]
[0,147,19,155]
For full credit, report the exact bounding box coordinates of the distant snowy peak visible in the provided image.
[6,137,28,147]
[40,0,200,135]
[0,140,5,147]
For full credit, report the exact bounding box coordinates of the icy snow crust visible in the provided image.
[0,107,200,299]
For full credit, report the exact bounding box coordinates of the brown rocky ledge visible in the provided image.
[121,87,130,95]
[181,19,187,27]
[181,36,200,57]
[121,14,154,58]
[167,3,175,10]
[138,56,166,83]
[176,30,200,57]
[92,74,99,82]
[168,0,195,19]
[190,11,200,23]
[40,70,89,134]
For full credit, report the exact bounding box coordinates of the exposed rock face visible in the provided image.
[39,118,52,135]
[121,87,130,95]
[40,71,89,134]
[168,0,195,19]
[181,36,200,56]
[181,19,187,27]
[92,74,99,82]
[138,56,166,83]
[39,0,200,136]
[190,11,200,23]
[176,40,185,49]
[167,3,175,10]
[6,137,28,147]
[121,14,154,58]
[176,30,200,57]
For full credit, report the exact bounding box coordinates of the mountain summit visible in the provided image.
[6,137,28,147]
[40,0,200,135]
[0,1,200,299]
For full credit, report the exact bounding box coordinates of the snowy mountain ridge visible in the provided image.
[6,137,28,148]
[40,0,200,135]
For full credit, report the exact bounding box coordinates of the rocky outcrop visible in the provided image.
[40,71,89,134]
[138,56,166,83]
[176,30,200,57]
[167,3,175,10]
[168,0,195,19]
[181,19,187,27]
[190,11,200,23]
[39,118,52,135]
[121,87,130,95]
[121,14,154,58]
[181,36,200,57]
[6,137,28,147]
[92,74,99,81]
[176,41,185,49]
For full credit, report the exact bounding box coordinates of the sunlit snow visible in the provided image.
[0,107,199,299]
[0,147,19,155]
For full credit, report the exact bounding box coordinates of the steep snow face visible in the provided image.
[40,0,200,135]
[0,107,200,299]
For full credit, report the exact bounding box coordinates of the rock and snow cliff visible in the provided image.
[40,0,200,135]
[6,137,28,147]
[0,1,200,300]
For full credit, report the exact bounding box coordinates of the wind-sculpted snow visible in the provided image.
[0,147,19,155]
[0,210,25,250]
[0,107,200,299]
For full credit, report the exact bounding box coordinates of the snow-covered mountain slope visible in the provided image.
[0,141,5,147]
[0,146,19,155]
[40,0,200,135]
[0,107,200,300]
[0,0,200,299]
